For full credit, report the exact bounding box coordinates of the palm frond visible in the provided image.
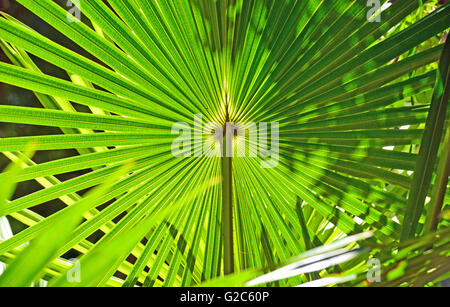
[0,0,449,287]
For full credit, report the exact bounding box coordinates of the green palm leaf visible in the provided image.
[0,0,449,287]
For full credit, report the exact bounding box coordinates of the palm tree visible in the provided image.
[0,0,448,287]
